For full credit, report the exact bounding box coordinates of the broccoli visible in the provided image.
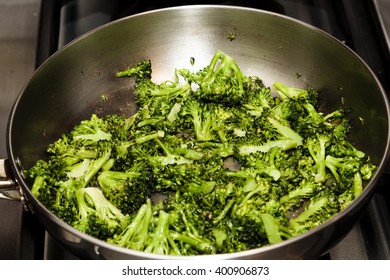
[109,198,153,251]
[243,85,275,118]
[27,50,376,256]
[144,210,180,255]
[97,167,150,215]
[116,59,152,80]
[268,116,303,146]
[289,191,340,235]
[73,187,129,240]
[180,100,214,142]
[186,50,250,104]
[279,179,318,210]
[306,134,331,183]
[261,212,292,245]
[238,139,300,155]
[169,231,216,255]
[325,155,362,184]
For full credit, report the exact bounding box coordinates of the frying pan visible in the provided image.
[1,5,389,259]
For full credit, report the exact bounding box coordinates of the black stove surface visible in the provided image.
[1,0,389,260]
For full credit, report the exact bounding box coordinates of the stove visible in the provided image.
[1,0,389,259]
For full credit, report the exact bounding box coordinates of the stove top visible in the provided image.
[1,0,389,260]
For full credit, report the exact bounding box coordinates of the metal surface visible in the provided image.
[4,5,390,259]
[0,0,41,260]
[0,159,20,199]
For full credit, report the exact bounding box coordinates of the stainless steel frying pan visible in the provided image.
[1,5,389,259]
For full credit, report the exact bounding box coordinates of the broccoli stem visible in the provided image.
[167,103,182,123]
[267,117,303,146]
[279,180,316,208]
[31,176,45,198]
[135,130,165,144]
[170,232,216,254]
[213,198,235,225]
[302,103,323,125]
[113,199,152,250]
[239,139,299,155]
[212,228,228,249]
[307,136,329,183]
[145,210,178,255]
[82,187,127,223]
[289,197,329,233]
[273,81,305,100]
[353,172,363,199]
[261,213,283,244]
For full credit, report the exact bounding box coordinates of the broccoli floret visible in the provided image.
[69,114,112,145]
[273,81,318,106]
[116,59,152,80]
[279,179,318,211]
[153,154,220,194]
[109,198,153,251]
[337,172,363,209]
[234,146,285,181]
[289,192,339,235]
[97,167,150,215]
[192,50,250,104]
[325,155,362,184]
[163,192,216,255]
[149,139,194,167]
[324,153,373,209]
[306,134,331,183]
[360,162,376,180]
[267,117,303,146]
[272,82,334,136]
[329,139,366,159]
[180,100,217,142]
[73,187,129,240]
[134,78,191,113]
[243,85,275,118]
[33,143,112,225]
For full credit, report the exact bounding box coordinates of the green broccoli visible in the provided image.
[97,167,150,215]
[191,50,250,104]
[26,50,377,257]
[73,187,129,240]
[116,59,152,80]
[289,191,339,235]
[109,198,153,251]
[261,212,292,245]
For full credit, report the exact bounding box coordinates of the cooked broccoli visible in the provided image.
[144,210,180,255]
[261,212,292,245]
[184,50,251,104]
[109,198,153,251]
[73,187,129,240]
[289,190,340,235]
[306,134,331,183]
[115,59,152,80]
[97,167,150,215]
[27,50,376,256]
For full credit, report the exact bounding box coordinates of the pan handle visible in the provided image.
[0,159,24,202]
